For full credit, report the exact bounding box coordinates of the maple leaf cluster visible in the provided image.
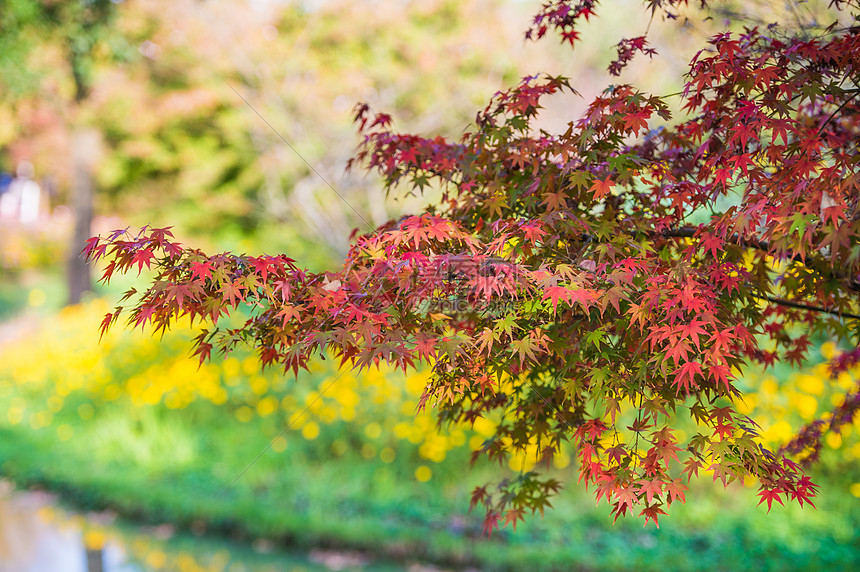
[86,0,860,529]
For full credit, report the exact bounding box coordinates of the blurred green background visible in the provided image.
[0,0,858,570]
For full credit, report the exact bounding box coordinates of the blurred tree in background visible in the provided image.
[2,0,703,272]
[4,0,575,273]
[95,0,540,257]
[0,0,121,303]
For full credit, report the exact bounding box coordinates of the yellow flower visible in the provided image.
[760,377,779,396]
[508,449,536,472]
[256,396,278,416]
[735,395,756,415]
[271,436,287,453]
[364,422,382,439]
[794,394,819,421]
[449,429,466,447]
[796,374,824,396]
[222,358,241,382]
[380,447,396,463]
[318,405,338,424]
[472,417,496,437]
[57,424,74,441]
[419,435,448,463]
[250,376,269,395]
[145,550,167,569]
[301,421,320,440]
[84,530,107,550]
[241,357,258,375]
[235,406,253,423]
[414,465,432,482]
[763,420,793,444]
[553,450,571,469]
[394,422,411,440]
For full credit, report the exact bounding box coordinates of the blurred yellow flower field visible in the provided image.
[735,341,860,453]
[0,299,488,477]
[3,299,860,479]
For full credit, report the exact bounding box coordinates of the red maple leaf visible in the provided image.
[589,176,614,200]
[414,332,438,361]
[622,109,650,134]
[636,479,663,505]
[665,479,688,505]
[503,507,527,531]
[757,488,785,512]
[190,260,215,282]
[543,285,572,313]
[131,249,156,273]
[639,504,667,528]
[220,280,246,307]
[614,486,637,513]
[673,361,703,394]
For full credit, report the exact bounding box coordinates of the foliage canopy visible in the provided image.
[88,0,860,530]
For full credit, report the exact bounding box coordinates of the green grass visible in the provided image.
[0,393,858,571]
[0,270,65,320]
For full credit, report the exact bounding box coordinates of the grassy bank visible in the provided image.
[1,412,858,571]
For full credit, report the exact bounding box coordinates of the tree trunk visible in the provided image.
[67,129,101,306]
[85,548,104,572]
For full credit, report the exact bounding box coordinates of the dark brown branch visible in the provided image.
[571,226,860,294]
[656,227,798,264]
[654,227,860,293]
[753,294,860,321]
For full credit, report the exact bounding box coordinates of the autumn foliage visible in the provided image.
[86,0,860,530]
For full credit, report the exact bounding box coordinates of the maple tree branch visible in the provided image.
[754,294,860,322]
[567,226,858,292]
[654,227,860,293]
[656,227,778,259]
[815,88,860,140]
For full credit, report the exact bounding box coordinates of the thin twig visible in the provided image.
[224,80,375,233]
